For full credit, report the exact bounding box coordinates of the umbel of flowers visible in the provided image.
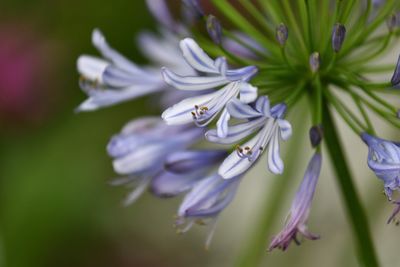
[77,0,400,264]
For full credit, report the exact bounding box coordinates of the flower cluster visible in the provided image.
[77,0,400,252]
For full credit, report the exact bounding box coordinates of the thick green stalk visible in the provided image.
[322,103,379,267]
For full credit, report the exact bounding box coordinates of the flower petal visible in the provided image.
[239,82,258,103]
[216,109,230,138]
[162,67,229,91]
[255,96,271,116]
[278,119,293,141]
[206,117,265,144]
[180,38,220,74]
[267,132,284,174]
[227,98,261,119]
[92,29,145,75]
[77,55,108,82]
[161,90,224,125]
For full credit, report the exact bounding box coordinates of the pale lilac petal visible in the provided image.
[162,90,225,125]
[278,119,293,141]
[267,132,284,174]
[206,117,265,144]
[77,55,108,82]
[180,38,220,74]
[226,98,261,119]
[165,150,227,174]
[92,29,144,75]
[239,82,258,103]
[145,0,176,31]
[255,96,271,116]
[162,67,229,91]
[216,109,230,138]
[218,133,261,179]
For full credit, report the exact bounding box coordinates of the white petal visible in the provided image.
[255,96,271,116]
[239,83,258,103]
[92,29,144,75]
[180,38,220,74]
[206,117,265,144]
[76,83,164,112]
[278,119,293,141]
[267,132,284,174]
[77,55,108,82]
[216,108,231,138]
[218,133,261,179]
[227,99,261,119]
[161,90,224,125]
[162,67,229,91]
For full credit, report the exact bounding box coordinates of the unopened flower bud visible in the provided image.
[387,13,398,32]
[183,0,204,18]
[397,109,400,119]
[309,52,320,73]
[331,23,346,53]
[276,23,288,46]
[309,125,324,148]
[207,15,222,45]
[391,55,400,86]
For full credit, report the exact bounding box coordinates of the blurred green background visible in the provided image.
[0,1,399,267]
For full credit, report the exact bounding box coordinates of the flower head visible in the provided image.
[269,153,322,251]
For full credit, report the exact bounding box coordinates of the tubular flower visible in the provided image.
[161,38,258,137]
[269,153,322,251]
[107,117,203,204]
[77,0,400,256]
[176,173,241,249]
[207,96,292,178]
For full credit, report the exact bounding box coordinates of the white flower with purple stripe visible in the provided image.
[161,38,258,137]
[361,133,400,200]
[206,96,292,179]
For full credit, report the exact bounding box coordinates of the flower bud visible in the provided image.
[331,23,346,53]
[387,13,398,32]
[309,125,324,148]
[276,23,288,46]
[390,55,400,86]
[183,0,204,18]
[207,15,222,45]
[309,52,320,73]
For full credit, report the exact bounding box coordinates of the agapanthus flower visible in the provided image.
[176,173,241,249]
[206,96,292,178]
[107,117,203,204]
[161,38,258,137]
[77,0,400,262]
[269,152,322,251]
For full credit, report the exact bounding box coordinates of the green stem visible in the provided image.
[322,102,380,267]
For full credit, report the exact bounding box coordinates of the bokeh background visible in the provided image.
[0,1,399,267]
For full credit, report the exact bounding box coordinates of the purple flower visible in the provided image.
[269,153,322,251]
[176,173,241,249]
[161,38,258,137]
[206,96,292,179]
[107,117,203,204]
[150,149,227,197]
[361,133,400,200]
